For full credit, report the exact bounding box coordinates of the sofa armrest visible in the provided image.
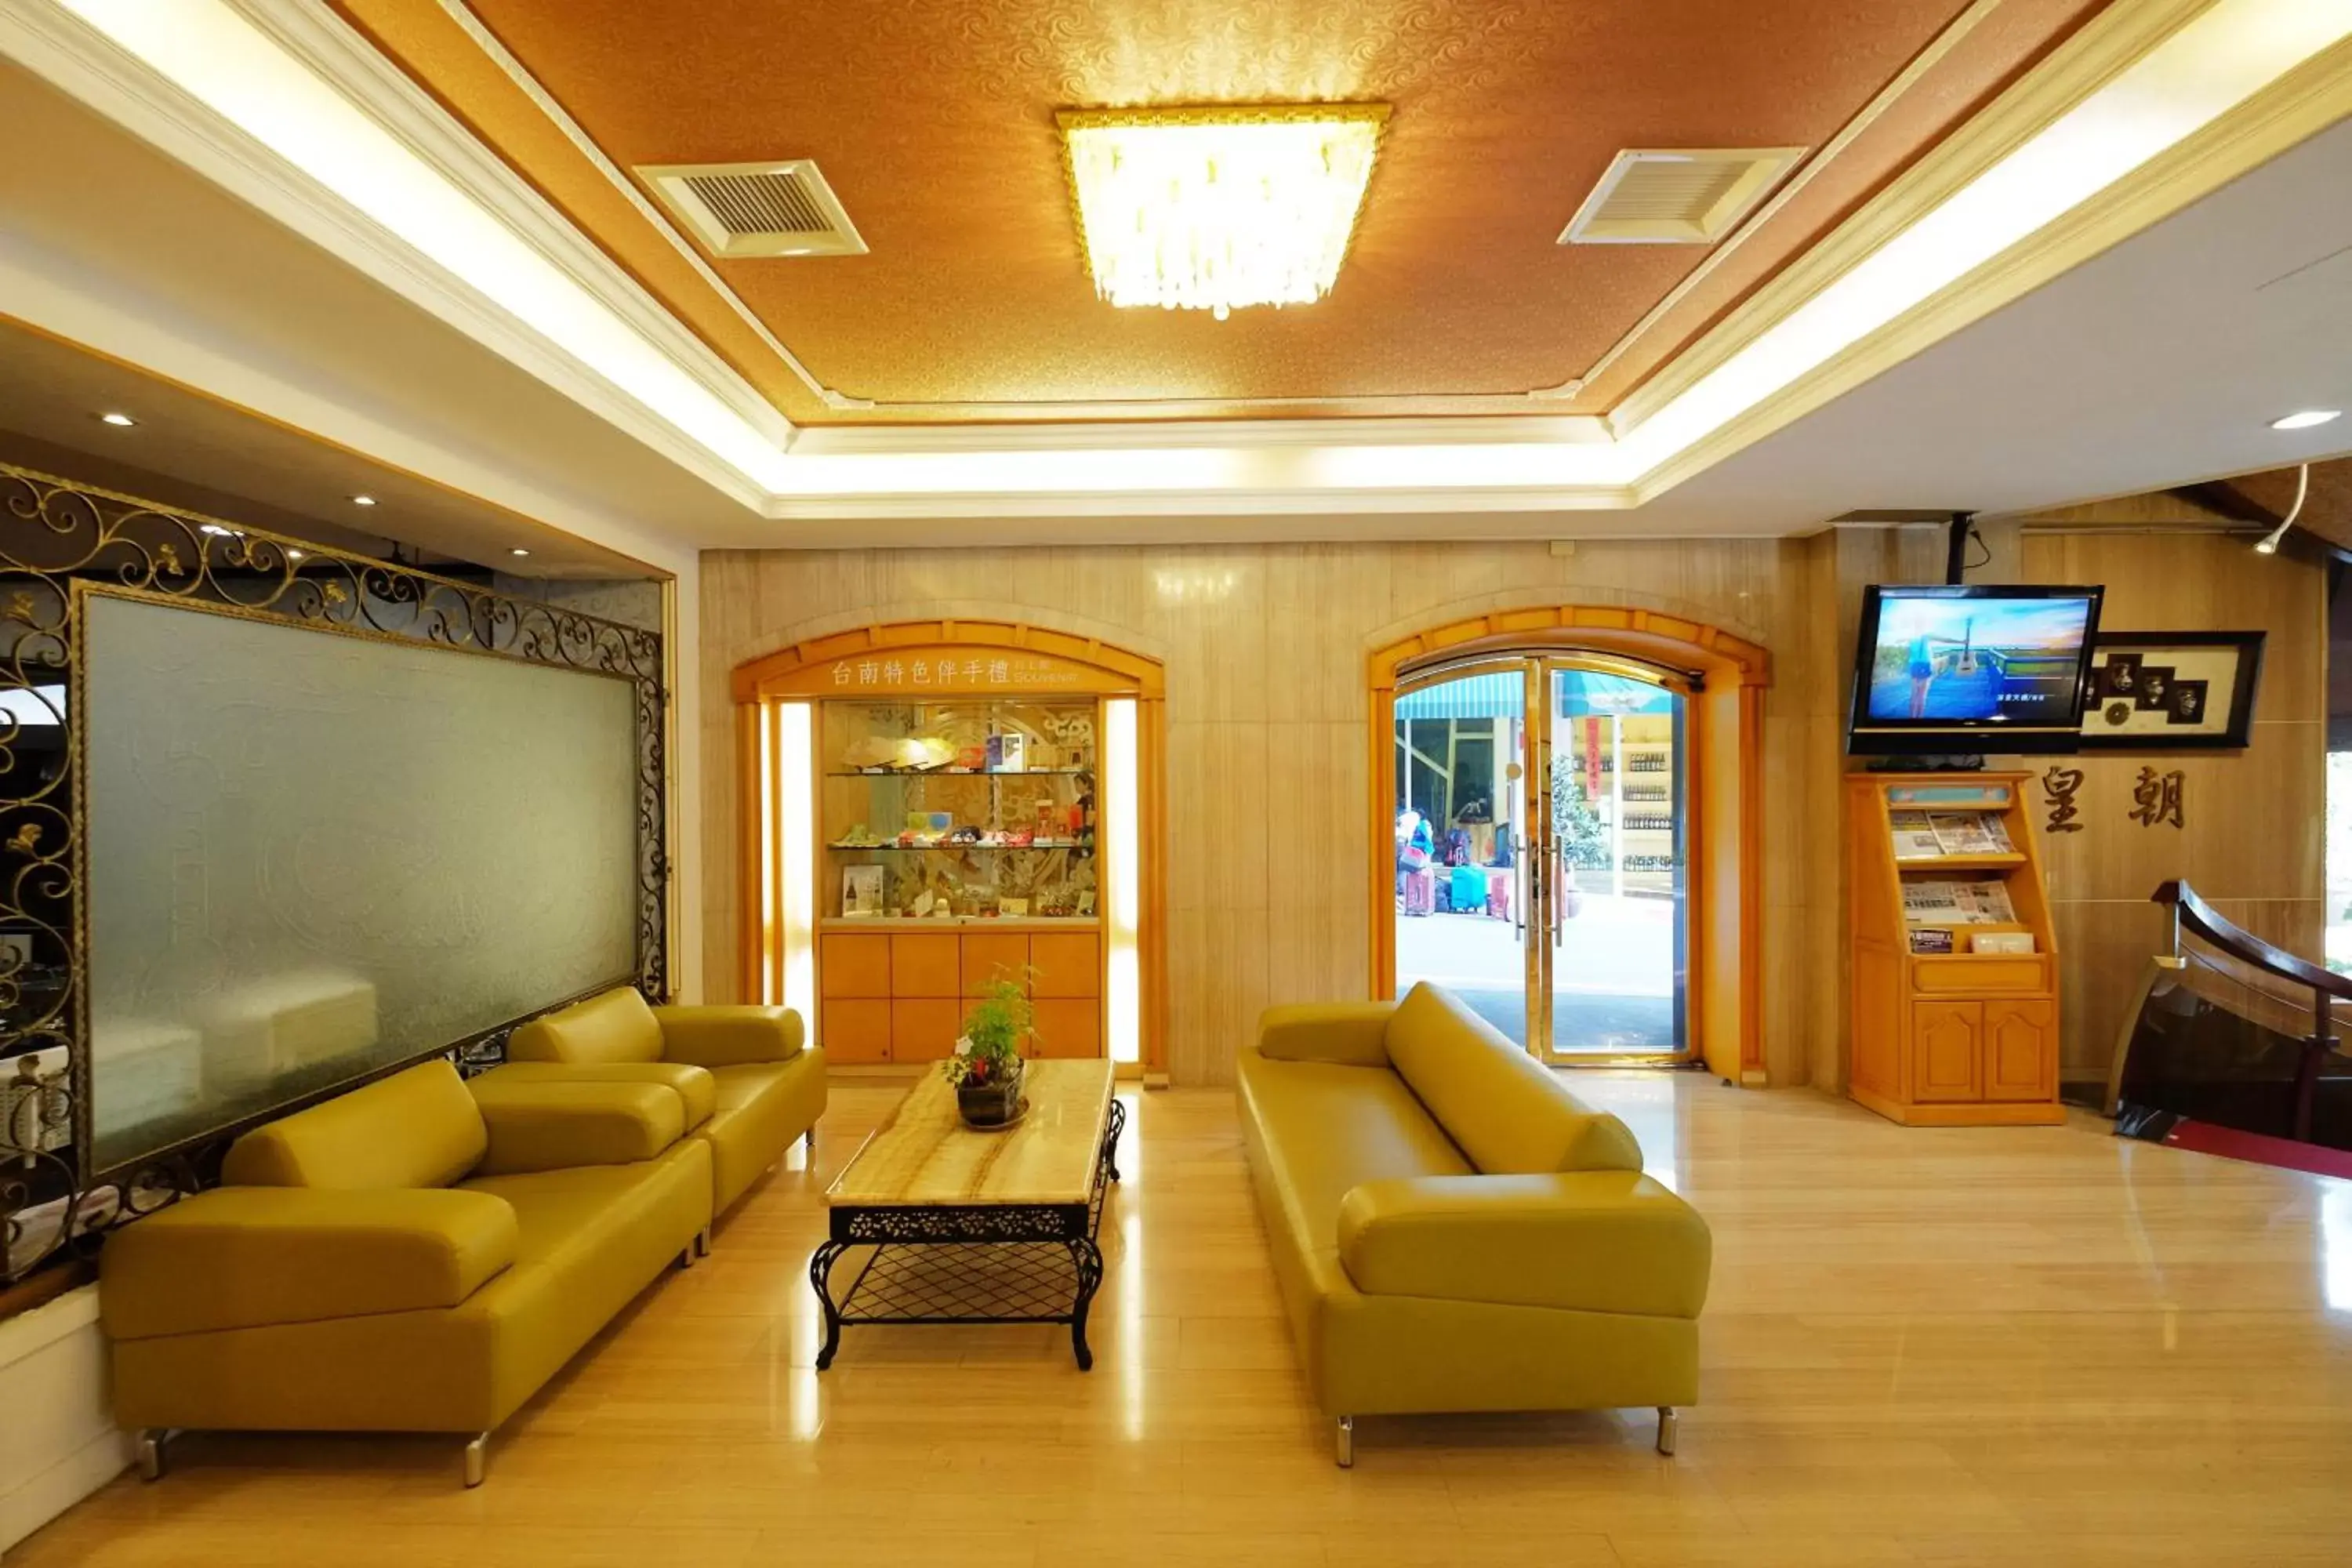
[100,1187,517,1340]
[467,1077,684,1175]
[1337,1172,1711,1319]
[1256,1002,1397,1067]
[653,1004,804,1068]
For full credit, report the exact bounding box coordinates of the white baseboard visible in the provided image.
[0,1284,132,1557]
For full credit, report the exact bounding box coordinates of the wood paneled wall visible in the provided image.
[699,520,2325,1090]
[2017,511,2327,1083]
[702,540,1833,1085]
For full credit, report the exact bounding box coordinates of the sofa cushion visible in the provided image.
[100,1187,517,1340]
[701,1052,827,1214]
[654,1004,804,1068]
[508,987,665,1066]
[1255,1002,1396,1068]
[221,1059,487,1190]
[455,1139,714,1428]
[488,1060,717,1131]
[1336,1171,1712,1317]
[468,1078,686,1176]
[1237,1049,1470,1250]
[1384,984,1642,1175]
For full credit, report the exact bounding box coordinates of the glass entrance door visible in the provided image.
[1392,655,1691,1063]
[1392,663,1534,1045]
[1539,662,1690,1061]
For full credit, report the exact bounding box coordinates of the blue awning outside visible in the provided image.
[1395,669,1672,721]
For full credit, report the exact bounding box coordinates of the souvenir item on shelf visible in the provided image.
[842,866,885,918]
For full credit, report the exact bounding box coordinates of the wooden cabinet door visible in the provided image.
[1031,932,1102,998]
[890,933,960,997]
[821,934,891,999]
[961,933,1030,996]
[1910,1001,1983,1102]
[820,999,892,1065]
[1029,998,1103,1059]
[1983,998,2056,1102]
[891,998,962,1062]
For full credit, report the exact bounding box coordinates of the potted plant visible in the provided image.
[944,973,1031,1127]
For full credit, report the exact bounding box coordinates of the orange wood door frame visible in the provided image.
[733,619,1168,1077]
[1370,606,1769,1085]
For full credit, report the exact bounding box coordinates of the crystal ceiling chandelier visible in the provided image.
[1058,104,1389,321]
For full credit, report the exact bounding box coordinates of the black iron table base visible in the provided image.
[811,1098,1125,1370]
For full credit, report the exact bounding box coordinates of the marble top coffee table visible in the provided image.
[810,1058,1123,1370]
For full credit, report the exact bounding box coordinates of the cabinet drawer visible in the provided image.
[961,933,1031,996]
[1032,932,1102,998]
[820,999,892,1065]
[1030,998,1102,1059]
[890,934,961,997]
[891,998,963,1063]
[1911,955,2049,994]
[821,933,891,999]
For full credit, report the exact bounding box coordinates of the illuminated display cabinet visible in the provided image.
[733,623,1166,1075]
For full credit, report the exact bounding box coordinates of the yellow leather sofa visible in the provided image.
[1238,982,1712,1466]
[100,1058,711,1485]
[503,987,823,1218]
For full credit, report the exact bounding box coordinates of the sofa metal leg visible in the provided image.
[802,1127,816,1154]
[135,1428,172,1482]
[1334,1416,1355,1469]
[677,1241,697,1270]
[463,1432,488,1489]
[694,1226,712,1258]
[1656,1406,1679,1457]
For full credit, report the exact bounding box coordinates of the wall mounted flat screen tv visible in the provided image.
[1847,585,2103,755]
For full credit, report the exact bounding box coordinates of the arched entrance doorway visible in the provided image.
[1370,607,1767,1083]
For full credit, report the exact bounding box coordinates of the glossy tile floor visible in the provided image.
[17,1073,2352,1566]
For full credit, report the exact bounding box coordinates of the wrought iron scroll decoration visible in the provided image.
[0,462,668,1286]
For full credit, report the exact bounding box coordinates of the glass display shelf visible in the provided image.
[827,841,1095,852]
[825,768,1095,778]
[823,693,1100,922]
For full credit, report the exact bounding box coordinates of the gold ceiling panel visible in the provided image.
[332,0,2112,424]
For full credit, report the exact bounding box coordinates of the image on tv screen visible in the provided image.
[1864,594,2094,724]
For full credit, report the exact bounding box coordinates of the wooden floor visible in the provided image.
[17,1073,2352,1566]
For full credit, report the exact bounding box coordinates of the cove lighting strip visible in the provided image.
[38,0,2352,510]
[1102,699,1142,1065]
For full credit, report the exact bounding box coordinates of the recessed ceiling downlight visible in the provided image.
[98,412,136,426]
[510,548,530,557]
[2270,410,2342,431]
[350,494,378,506]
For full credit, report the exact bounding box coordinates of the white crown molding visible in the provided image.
[429,0,1947,423]
[5,0,2345,536]
[0,0,780,514]
[788,415,1612,456]
[0,247,694,577]
[758,483,1639,524]
[1609,0,2220,440]
[223,0,796,452]
[428,0,858,413]
[1630,28,2352,506]
[1566,0,2007,400]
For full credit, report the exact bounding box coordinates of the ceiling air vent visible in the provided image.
[635,160,868,258]
[1558,147,1805,246]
